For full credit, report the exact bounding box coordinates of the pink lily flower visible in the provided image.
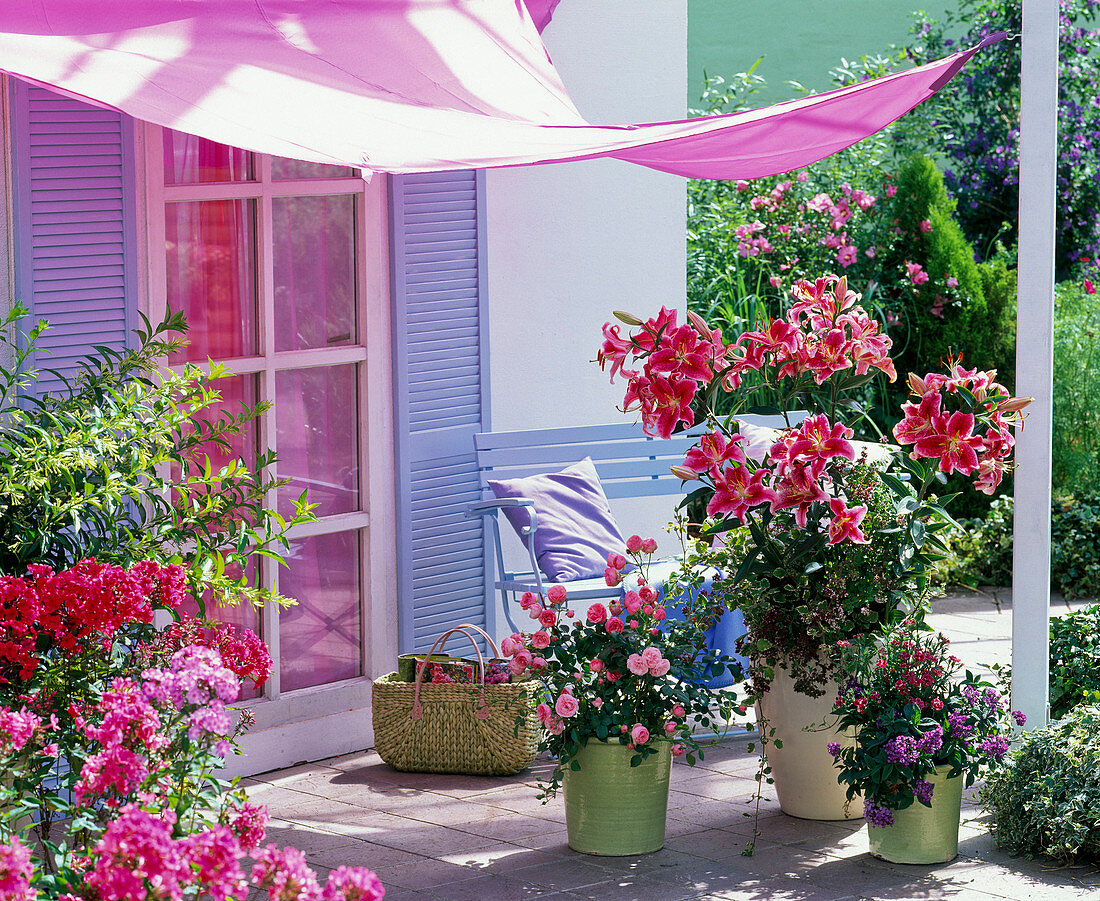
[827,498,870,545]
[683,430,747,477]
[706,466,776,522]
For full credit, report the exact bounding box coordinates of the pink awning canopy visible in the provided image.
[0,1,1000,179]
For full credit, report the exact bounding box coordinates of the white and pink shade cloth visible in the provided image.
[0,0,1001,179]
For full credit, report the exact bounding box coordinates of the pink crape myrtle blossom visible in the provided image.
[252,844,324,901]
[86,806,189,901]
[0,837,35,901]
[0,706,43,755]
[322,866,386,901]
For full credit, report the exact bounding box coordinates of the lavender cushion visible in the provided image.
[488,457,626,582]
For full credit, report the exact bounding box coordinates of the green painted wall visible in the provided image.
[688,1,956,105]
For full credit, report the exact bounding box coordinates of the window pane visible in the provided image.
[187,374,259,474]
[279,531,361,691]
[275,365,359,517]
[273,196,356,352]
[272,157,355,180]
[163,130,252,184]
[166,200,258,362]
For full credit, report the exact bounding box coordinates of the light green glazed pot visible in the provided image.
[867,766,963,864]
[563,740,672,856]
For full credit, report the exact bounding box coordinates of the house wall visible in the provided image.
[688,0,956,106]
[484,0,690,555]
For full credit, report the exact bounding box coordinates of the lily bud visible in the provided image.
[907,372,928,397]
[670,464,701,481]
[999,395,1034,414]
[613,310,644,326]
[686,309,714,341]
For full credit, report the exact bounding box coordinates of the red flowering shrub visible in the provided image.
[0,559,185,683]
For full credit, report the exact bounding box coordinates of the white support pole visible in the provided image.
[1012,0,1059,729]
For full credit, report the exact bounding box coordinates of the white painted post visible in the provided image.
[1012,0,1059,729]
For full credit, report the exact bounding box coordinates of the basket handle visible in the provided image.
[410,624,502,722]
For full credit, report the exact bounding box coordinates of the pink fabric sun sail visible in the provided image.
[0,1,1001,179]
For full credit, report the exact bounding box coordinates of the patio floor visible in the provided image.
[244,591,1100,900]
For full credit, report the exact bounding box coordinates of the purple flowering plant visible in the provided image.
[828,618,1023,826]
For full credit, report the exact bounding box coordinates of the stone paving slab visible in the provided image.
[250,592,1100,900]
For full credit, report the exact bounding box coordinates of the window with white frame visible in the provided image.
[147,129,387,702]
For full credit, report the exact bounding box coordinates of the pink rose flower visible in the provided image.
[590,658,604,672]
[605,617,625,633]
[531,630,551,650]
[623,591,643,614]
[628,620,639,629]
[641,538,658,554]
[606,670,621,683]
[630,724,649,745]
[650,658,671,677]
[546,585,567,604]
[653,606,666,621]
[627,654,649,676]
[509,649,532,675]
[606,552,627,570]
[555,693,579,718]
[625,535,643,553]
[641,647,663,669]
[531,656,546,669]
[538,608,558,629]
[671,744,685,757]
[586,603,608,624]
[500,634,523,656]
[519,591,538,610]
[604,567,622,587]
[536,703,551,725]
[665,721,677,734]
[591,697,604,709]
[638,585,657,604]
[672,704,685,719]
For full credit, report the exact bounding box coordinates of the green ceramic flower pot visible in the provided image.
[867,766,963,864]
[563,740,672,856]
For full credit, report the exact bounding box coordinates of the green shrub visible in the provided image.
[936,493,1100,599]
[1050,605,1100,720]
[935,494,1014,588]
[1053,282,1100,490]
[882,156,1016,393]
[983,706,1100,862]
[1051,495,1100,600]
[0,304,312,608]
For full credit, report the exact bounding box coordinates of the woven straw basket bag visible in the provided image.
[372,624,542,776]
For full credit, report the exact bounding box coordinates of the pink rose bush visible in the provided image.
[501,539,743,797]
[0,559,385,901]
[598,274,1031,698]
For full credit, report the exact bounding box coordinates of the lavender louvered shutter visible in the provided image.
[391,170,491,652]
[9,81,137,395]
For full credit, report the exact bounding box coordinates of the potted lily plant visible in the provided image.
[596,274,1030,821]
[830,619,1024,863]
[500,537,742,856]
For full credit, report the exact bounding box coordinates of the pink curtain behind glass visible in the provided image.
[165,200,256,363]
[0,2,1003,180]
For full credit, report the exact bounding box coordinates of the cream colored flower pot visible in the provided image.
[756,659,862,821]
[868,766,962,864]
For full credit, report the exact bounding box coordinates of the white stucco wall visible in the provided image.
[484,1,689,556]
